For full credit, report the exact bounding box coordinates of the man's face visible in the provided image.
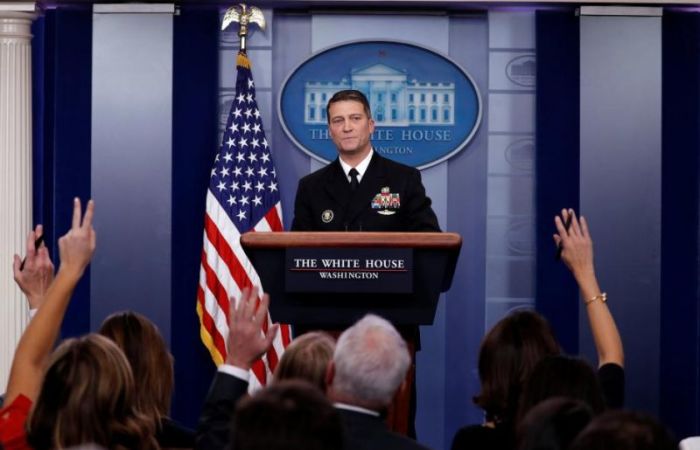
[327,100,375,159]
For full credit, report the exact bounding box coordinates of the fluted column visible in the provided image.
[0,7,36,391]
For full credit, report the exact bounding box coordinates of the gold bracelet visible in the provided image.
[585,292,607,306]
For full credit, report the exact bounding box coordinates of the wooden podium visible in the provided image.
[240,231,461,434]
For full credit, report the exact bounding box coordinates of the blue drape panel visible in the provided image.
[660,10,700,438]
[170,4,220,428]
[32,8,93,339]
[534,9,580,354]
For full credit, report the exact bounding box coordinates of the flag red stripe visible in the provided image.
[280,323,292,347]
[200,249,232,320]
[255,297,280,373]
[252,359,267,385]
[204,215,280,383]
[266,345,279,372]
[197,285,227,358]
[202,246,268,385]
[204,214,254,290]
[264,206,284,232]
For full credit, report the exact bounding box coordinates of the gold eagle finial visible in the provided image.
[222,4,266,51]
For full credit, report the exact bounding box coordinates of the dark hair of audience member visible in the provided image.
[273,331,335,391]
[232,380,343,450]
[569,410,676,450]
[517,355,606,424]
[474,309,560,426]
[27,334,157,450]
[517,397,594,450]
[99,311,174,423]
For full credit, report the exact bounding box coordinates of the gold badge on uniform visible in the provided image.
[321,209,334,223]
[371,187,400,216]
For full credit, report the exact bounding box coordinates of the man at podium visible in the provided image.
[290,89,440,438]
[291,89,440,233]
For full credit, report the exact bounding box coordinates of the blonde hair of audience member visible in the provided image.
[273,332,335,391]
[329,314,411,409]
[27,334,157,450]
[99,311,174,423]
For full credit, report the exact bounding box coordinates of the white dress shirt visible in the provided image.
[339,149,374,184]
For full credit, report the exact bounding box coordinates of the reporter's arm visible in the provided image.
[4,199,96,406]
[554,209,624,368]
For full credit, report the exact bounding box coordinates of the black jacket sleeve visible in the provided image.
[403,168,440,232]
[195,372,249,450]
[291,178,313,231]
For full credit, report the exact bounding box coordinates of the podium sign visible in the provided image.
[286,247,413,293]
[241,232,461,326]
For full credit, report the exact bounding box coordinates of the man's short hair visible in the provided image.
[233,380,343,450]
[326,89,372,123]
[332,314,410,407]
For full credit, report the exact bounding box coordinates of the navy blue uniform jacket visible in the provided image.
[291,152,440,232]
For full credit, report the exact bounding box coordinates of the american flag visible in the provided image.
[197,51,291,390]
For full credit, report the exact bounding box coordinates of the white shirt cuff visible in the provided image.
[218,364,250,382]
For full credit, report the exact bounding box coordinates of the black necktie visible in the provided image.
[349,168,359,192]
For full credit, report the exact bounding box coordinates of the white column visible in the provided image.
[0,5,36,391]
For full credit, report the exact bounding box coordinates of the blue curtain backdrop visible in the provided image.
[32,7,93,339]
[170,4,220,427]
[534,9,580,354]
[660,10,700,439]
[27,3,700,439]
[31,5,221,428]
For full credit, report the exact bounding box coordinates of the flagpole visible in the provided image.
[221,3,266,52]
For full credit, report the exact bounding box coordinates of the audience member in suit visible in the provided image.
[273,331,336,391]
[0,198,96,450]
[28,334,158,450]
[452,209,624,450]
[326,314,431,450]
[516,397,594,450]
[100,311,195,449]
[570,410,676,450]
[232,380,343,450]
[195,287,279,450]
[196,296,338,446]
[196,291,341,450]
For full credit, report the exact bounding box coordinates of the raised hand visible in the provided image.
[57,198,96,279]
[553,208,623,367]
[4,198,97,405]
[13,225,54,309]
[225,286,279,370]
[553,208,595,282]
